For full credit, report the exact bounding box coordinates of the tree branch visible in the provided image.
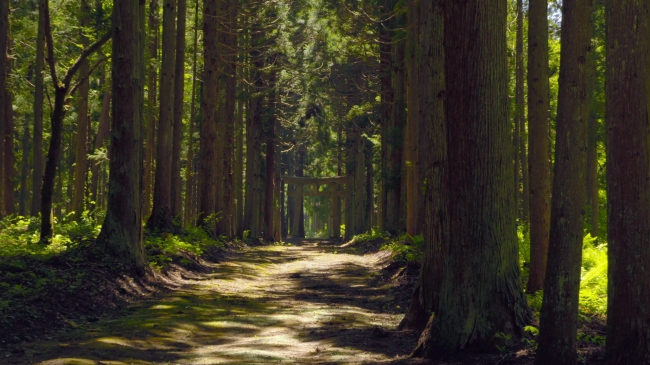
[63,30,113,89]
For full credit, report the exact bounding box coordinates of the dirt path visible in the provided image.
[13,239,421,364]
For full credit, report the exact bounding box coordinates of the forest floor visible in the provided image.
[1,238,605,365]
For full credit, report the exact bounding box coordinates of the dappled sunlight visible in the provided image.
[22,240,418,364]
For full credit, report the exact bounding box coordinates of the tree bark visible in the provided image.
[197,0,218,231]
[183,0,200,227]
[4,48,14,216]
[143,0,159,219]
[243,22,264,240]
[97,0,146,275]
[400,0,446,331]
[516,0,529,224]
[31,0,45,217]
[535,0,592,363]
[405,0,420,236]
[147,0,176,232]
[72,0,91,219]
[413,0,531,357]
[171,0,186,222]
[264,67,277,242]
[605,2,650,363]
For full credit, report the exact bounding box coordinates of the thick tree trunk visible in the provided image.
[413,0,531,357]
[525,0,552,294]
[31,0,45,217]
[183,0,200,227]
[147,0,176,232]
[605,2,650,364]
[171,0,186,222]
[197,0,218,230]
[234,87,244,237]
[72,0,91,219]
[264,69,277,242]
[399,0,446,331]
[97,0,146,274]
[516,0,529,224]
[143,0,159,219]
[535,0,592,363]
[405,0,420,236]
[243,24,264,240]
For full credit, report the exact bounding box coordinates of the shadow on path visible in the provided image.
[10,239,422,365]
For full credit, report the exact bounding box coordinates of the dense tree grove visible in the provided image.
[0,0,648,363]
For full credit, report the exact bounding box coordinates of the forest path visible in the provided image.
[22,239,420,364]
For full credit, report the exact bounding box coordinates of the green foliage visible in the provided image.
[350,228,388,244]
[380,234,423,263]
[145,228,223,270]
[517,225,531,267]
[580,234,608,315]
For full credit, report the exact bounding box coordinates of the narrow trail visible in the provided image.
[20,239,421,365]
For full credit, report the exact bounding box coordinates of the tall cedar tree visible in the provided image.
[535,0,592,363]
[404,0,420,236]
[515,0,529,222]
[184,0,200,227]
[72,0,92,220]
[198,0,218,230]
[97,0,146,274]
[400,0,447,331]
[414,0,531,357]
[31,0,45,217]
[39,0,112,242]
[243,21,264,239]
[143,0,159,219]
[605,1,650,363]
[4,40,14,216]
[526,0,551,293]
[264,66,277,242]
[171,0,187,221]
[147,0,176,232]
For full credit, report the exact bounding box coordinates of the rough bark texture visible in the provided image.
[72,0,91,219]
[171,0,186,221]
[400,0,446,331]
[147,0,176,232]
[515,0,529,223]
[535,0,592,363]
[264,69,277,242]
[234,80,244,237]
[223,0,237,238]
[183,0,200,227]
[404,0,420,236]
[31,0,45,217]
[379,1,399,234]
[525,0,551,294]
[143,0,159,219]
[414,0,531,357]
[97,0,146,274]
[198,0,218,230]
[390,11,407,236]
[605,2,650,363]
[243,24,264,240]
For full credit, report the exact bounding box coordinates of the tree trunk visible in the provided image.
[535,0,592,363]
[234,83,244,237]
[147,0,176,232]
[605,2,650,364]
[264,68,277,242]
[31,0,45,218]
[243,23,264,240]
[413,0,531,357]
[525,0,552,294]
[143,0,159,219]
[97,0,146,275]
[72,0,91,220]
[405,0,420,236]
[516,0,529,224]
[183,0,200,228]
[400,0,446,331]
[171,0,186,222]
[198,0,218,231]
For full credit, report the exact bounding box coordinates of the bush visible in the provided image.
[380,234,423,263]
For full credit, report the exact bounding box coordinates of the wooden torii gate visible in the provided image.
[282,176,346,238]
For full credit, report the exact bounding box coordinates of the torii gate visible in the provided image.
[282,176,346,238]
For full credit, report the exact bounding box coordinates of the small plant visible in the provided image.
[380,234,423,263]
